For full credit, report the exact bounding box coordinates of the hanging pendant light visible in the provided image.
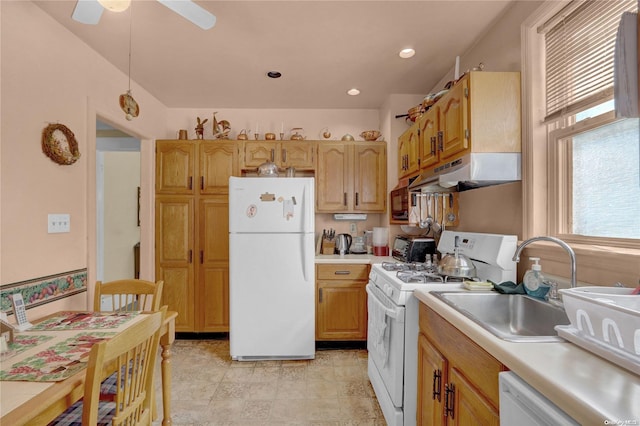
[119,3,139,121]
[98,0,131,13]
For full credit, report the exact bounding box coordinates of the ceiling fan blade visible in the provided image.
[72,0,104,25]
[157,0,216,30]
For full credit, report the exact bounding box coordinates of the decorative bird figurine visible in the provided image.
[212,112,231,139]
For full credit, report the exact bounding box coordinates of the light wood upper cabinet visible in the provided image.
[316,264,369,341]
[353,143,387,212]
[156,142,196,194]
[242,141,315,170]
[419,109,439,170]
[398,125,420,178]
[316,141,386,213]
[438,80,468,161]
[200,142,239,194]
[418,302,503,425]
[404,72,521,180]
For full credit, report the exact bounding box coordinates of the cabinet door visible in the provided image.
[281,142,315,170]
[438,81,469,161]
[316,143,350,212]
[156,141,196,194]
[419,109,439,169]
[198,197,229,331]
[417,334,447,426]
[354,143,386,212]
[399,126,420,178]
[200,142,238,194]
[316,282,367,340]
[448,368,499,426]
[155,196,195,331]
[243,141,276,168]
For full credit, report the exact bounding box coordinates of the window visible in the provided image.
[542,0,639,245]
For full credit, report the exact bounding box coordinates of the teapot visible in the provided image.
[334,233,353,255]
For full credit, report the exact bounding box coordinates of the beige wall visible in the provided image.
[103,152,141,282]
[0,2,170,316]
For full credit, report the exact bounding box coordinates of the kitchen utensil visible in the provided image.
[418,194,429,229]
[335,233,353,255]
[441,193,447,232]
[447,194,456,222]
[431,194,441,235]
[438,235,477,278]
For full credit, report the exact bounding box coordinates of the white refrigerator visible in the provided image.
[228,176,315,361]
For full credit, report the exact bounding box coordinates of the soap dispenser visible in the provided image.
[523,257,550,299]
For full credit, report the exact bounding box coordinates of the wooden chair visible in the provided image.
[94,279,164,313]
[48,309,165,426]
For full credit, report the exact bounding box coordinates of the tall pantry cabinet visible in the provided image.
[155,140,239,332]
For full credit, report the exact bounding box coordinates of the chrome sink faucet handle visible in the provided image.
[512,236,577,289]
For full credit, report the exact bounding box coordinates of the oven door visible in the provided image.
[366,283,406,407]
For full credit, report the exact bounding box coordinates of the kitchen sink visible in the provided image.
[432,292,570,342]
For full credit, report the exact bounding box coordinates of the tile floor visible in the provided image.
[154,338,386,425]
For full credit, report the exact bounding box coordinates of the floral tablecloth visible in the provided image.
[29,311,138,331]
[0,332,115,382]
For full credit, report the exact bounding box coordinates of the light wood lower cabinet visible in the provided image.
[315,264,369,341]
[417,303,503,425]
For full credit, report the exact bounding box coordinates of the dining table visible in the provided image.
[0,310,177,426]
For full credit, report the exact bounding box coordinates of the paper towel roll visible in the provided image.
[373,227,388,246]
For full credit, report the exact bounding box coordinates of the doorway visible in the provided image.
[96,120,141,284]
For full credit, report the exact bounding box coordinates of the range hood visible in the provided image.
[408,153,521,192]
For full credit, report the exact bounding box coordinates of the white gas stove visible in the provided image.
[366,231,518,426]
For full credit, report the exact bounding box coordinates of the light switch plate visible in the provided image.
[48,214,70,233]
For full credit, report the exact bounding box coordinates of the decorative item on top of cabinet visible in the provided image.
[195,117,208,140]
[417,302,504,425]
[155,139,239,332]
[316,264,369,341]
[316,141,386,213]
[212,112,231,139]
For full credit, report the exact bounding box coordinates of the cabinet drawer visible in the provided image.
[316,264,370,281]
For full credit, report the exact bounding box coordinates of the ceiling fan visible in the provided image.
[72,0,216,30]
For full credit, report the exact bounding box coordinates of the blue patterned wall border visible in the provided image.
[0,269,87,313]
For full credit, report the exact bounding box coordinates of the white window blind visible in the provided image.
[543,0,638,121]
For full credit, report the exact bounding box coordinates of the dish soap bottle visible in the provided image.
[523,257,550,298]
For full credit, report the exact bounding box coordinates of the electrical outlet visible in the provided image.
[48,214,70,233]
[349,222,357,234]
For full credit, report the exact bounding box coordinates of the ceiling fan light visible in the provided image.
[98,0,131,12]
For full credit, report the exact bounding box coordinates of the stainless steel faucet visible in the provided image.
[512,236,577,288]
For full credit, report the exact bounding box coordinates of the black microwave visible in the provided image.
[390,177,417,222]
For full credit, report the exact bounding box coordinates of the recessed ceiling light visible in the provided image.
[347,88,360,96]
[266,71,282,79]
[399,48,415,59]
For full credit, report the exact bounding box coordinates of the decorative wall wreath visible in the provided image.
[42,123,81,165]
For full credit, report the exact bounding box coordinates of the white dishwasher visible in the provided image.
[499,371,579,426]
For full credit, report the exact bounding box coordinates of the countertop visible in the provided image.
[414,289,640,426]
[314,254,395,264]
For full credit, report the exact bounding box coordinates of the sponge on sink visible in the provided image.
[463,281,494,291]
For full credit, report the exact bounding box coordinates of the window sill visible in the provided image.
[517,241,640,288]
